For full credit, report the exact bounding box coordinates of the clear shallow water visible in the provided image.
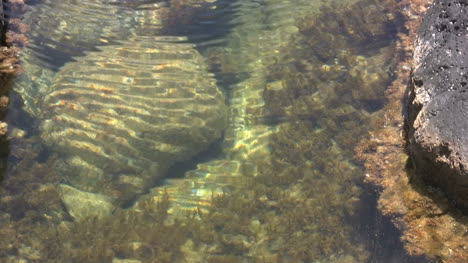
[0,0,434,262]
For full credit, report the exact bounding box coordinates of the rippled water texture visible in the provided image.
[0,0,433,262]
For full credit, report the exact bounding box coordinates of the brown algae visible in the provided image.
[0,0,435,262]
[356,0,468,262]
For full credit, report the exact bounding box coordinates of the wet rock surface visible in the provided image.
[357,0,468,262]
[41,37,227,211]
[407,0,468,212]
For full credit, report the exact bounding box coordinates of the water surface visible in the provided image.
[0,0,434,262]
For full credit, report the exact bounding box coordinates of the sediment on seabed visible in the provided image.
[356,0,468,262]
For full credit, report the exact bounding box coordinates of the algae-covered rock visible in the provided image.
[41,36,226,212]
[407,0,468,212]
[356,0,468,262]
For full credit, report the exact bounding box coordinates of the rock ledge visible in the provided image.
[407,0,468,211]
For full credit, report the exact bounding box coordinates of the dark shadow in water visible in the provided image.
[161,0,236,50]
[23,0,239,73]
[356,182,435,263]
[28,37,102,71]
[120,136,226,209]
[158,136,225,183]
[6,90,40,134]
[0,137,8,184]
[23,0,42,7]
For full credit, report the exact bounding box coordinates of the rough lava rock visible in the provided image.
[407,0,468,212]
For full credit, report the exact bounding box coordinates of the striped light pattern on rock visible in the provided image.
[136,0,328,216]
[15,0,167,116]
[40,36,226,207]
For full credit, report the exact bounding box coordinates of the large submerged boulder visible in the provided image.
[41,36,227,214]
[407,0,468,211]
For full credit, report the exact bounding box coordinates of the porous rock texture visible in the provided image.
[407,0,468,212]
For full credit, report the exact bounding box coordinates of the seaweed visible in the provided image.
[0,0,420,262]
[356,0,468,262]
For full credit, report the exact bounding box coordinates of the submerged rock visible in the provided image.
[41,36,226,215]
[23,0,145,66]
[407,0,468,212]
[13,0,169,117]
[0,0,423,262]
[133,0,401,262]
[136,0,321,216]
[59,184,115,221]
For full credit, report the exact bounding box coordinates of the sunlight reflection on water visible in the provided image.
[0,0,432,262]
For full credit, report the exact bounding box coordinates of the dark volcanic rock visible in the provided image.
[407,0,468,211]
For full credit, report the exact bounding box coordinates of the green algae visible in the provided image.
[0,0,415,262]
